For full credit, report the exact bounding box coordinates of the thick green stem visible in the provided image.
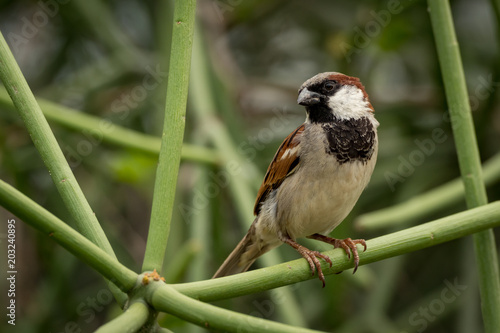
[0,31,129,305]
[142,0,197,272]
[94,301,150,333]
[0,180,137,292]
[172,201,500,301]
[0,31,114,254]
[356,152,500,230]
[428,0,489,207]
[0,88,219,165]
[149,284,323,333]
[4,175,500,332]
[428,1,500,331]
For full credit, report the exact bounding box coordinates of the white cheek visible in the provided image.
[327,86,371,120]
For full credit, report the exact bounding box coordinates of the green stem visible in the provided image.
[39,51,140,101]
[4,173,500,331]
[149,284,324,333]
[0,31,113,253]
[158,328,174,333]
[190,26,307,327]
[187,165,211,283]
[0,180,137,292]
[94,301,150,333]
[163,240,200,283]
[428,0,489,207]
[189,29,259,217]
[0,31,129,303]
[492,0,500,39]
[457,238,481,333]
[428,1,500,331]
[142,0,197,272]
[0,88,219,165]
[172,201,500,301]
[70,0,140,60]
[335,257,404,333]
[356,152,500,230]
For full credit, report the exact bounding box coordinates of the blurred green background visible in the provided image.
[0,0,499,332]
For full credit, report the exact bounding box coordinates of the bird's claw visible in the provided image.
[308,234,366,274]
[282,238,332,287]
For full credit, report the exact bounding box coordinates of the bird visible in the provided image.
[213,72,379,286]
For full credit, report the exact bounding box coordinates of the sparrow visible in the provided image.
[213,72,378,286]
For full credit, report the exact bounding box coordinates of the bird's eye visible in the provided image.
[324,81,336,91]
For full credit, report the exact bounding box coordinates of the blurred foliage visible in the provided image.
[0,0,499,332]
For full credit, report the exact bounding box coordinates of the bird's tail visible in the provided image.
[212,221,276,278]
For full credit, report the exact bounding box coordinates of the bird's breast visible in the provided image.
[274,121,378,239]
[322,116,377,164]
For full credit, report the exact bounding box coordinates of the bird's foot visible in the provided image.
[282,237,332,287]
[308,234,366,273]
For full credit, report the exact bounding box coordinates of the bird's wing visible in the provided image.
[253,124,304,215]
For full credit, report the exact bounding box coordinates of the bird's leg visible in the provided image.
[281,236,332,287]
[307,234,366,273]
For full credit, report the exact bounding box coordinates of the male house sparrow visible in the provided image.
[213,72,378,286]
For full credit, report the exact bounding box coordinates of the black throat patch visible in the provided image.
[323,116,376,164]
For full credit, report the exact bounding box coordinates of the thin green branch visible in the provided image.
[94,301,150,333]
[0,88,220,165]
[142,0,197,272]
[181,166,212,333]
[190,28,260,216]
[39,52,141,100]
[428,1,500,331]
[0,31,126,300]
[70,0,140,60]
[428,0,489,207]
[157,328,174,333]
[190,26,307,327]
[172,201,500,301]
[187,165,211,283]
[0,180,137,292]
[149,284,324,333]
[356,152,500,230]
[492,0,500,46]
[163,240,200,283]
[4,174,500,332]
[335,257,405,333]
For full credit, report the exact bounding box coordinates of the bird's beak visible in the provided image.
[297,88,322,106]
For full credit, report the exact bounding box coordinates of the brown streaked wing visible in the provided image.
[253,124,305,215]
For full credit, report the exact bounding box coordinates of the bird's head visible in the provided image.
[297,72,374,123]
